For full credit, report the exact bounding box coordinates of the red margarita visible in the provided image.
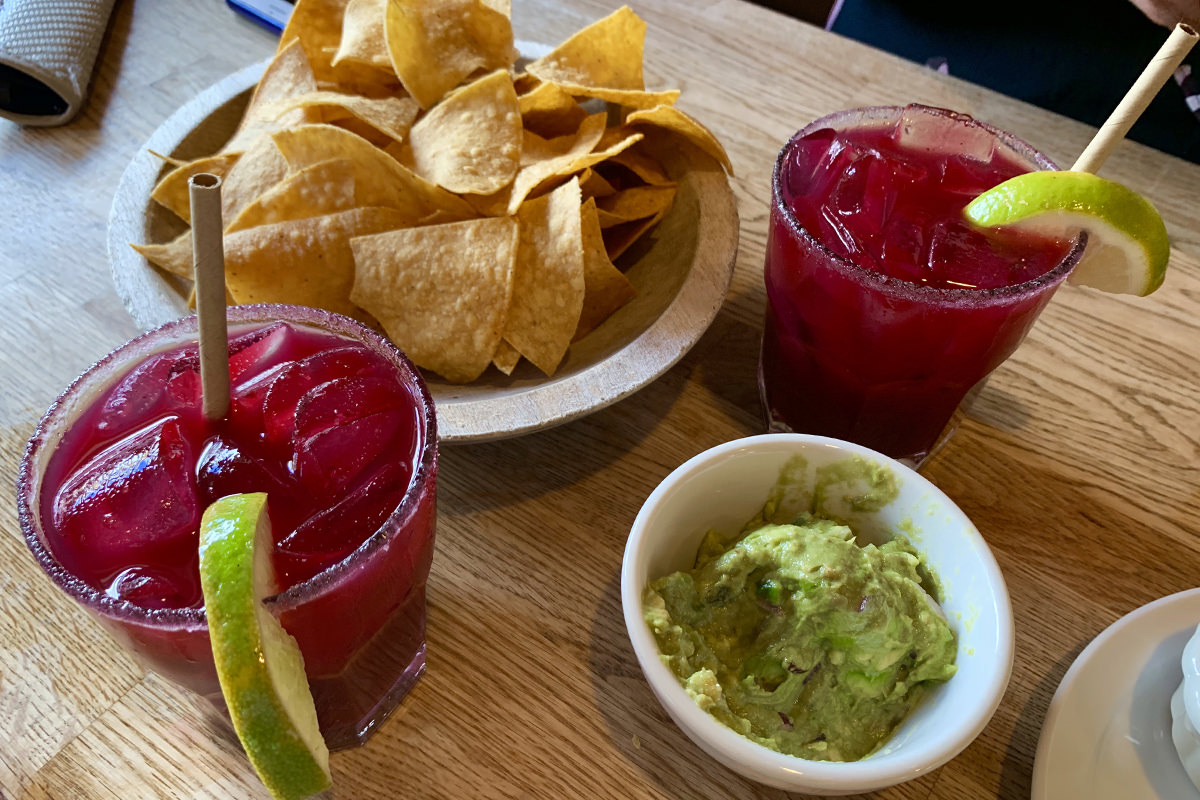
[760,105,1085,463]
[18,305,437,748]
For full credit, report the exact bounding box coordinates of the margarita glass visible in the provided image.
[17,304,438,748]
[759,105,1086,464]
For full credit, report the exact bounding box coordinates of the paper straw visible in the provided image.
[1072,22,1199,173]
[188,173,230,422]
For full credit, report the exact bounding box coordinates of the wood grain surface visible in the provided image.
[2,1,1199,798]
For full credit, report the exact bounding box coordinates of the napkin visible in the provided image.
[0,0,118,126]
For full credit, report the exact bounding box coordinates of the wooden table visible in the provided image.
[3,1,1199,797]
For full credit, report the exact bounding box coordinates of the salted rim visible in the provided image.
[772,104,1088,307]
[16,303,437,629]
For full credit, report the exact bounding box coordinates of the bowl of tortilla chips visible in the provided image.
[109,1,738,442]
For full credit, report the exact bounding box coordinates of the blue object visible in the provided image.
[226,0,292,34]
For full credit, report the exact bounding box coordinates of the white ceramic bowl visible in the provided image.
[1171,623,1200,791]
[620,434,1014,795]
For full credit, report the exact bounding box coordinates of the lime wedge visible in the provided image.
[964,170,1169,296]
[199,493,331,800]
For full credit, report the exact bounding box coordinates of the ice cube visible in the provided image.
[782,127,840,201]
[98,348,199,435]
[893,106,996,163]
[858,149,929,233]
[104,564,202,610]
[293,376,406,442]
[275,460,410,586]
[922,219,991,286]
[195,434,296,506]
[826,155,873,218]
[819,205,868,258]
[299,345,388,381]
[261,346,385,447]
[228,322,295,382]
[879,216,928,281]
[53,416,199,577]
[940,152,1007,198]
[164,367,202,410]
[294,409,406,500]
[97,353,171,434]
[796,130,868,208]
[228,361,291,437]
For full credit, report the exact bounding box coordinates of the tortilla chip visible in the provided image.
[224,206,411,320]
[578,167,617,199]
[225,159,359,233]
[265,90,420,143]
[603,211,666,261]
[609,143,674,185]
[407,69,521,195]
[132,3,715,386]
[491,338,521,375]
[551,85,679,109]
[384,0,517,109]
[519,113,606,164]
[224,40,323,154]
[594,184,676,228]
[334,116,396,148]
[280,0,352,83]
[512,72,541,95]
[626,104,734,175]
[512,130,643,214]
[219,134,292,226]
[518,81,587,138]
[505,113,608,213]
[455,113,603,217]
[350,216,519,383]
[576,198,635,340]
[332,0,393,71]
[461,190,509,217]
[525,6,646,90]
[504,178,585,375]
[595,125,636,151]
[150,153,242,224]
[148,149,186,167]
[132,230,193,278]
[272,123,475,221]
[522,9,678,109]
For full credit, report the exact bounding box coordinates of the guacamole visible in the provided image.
[643,459,956,762]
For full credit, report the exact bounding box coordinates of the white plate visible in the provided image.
[1033,588,1200,800]
[107,44,739,443]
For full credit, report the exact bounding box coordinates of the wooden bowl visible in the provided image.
[108,58,740,442]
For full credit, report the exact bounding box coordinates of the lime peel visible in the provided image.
[199,493,331,800]
[964,170,1169,296]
